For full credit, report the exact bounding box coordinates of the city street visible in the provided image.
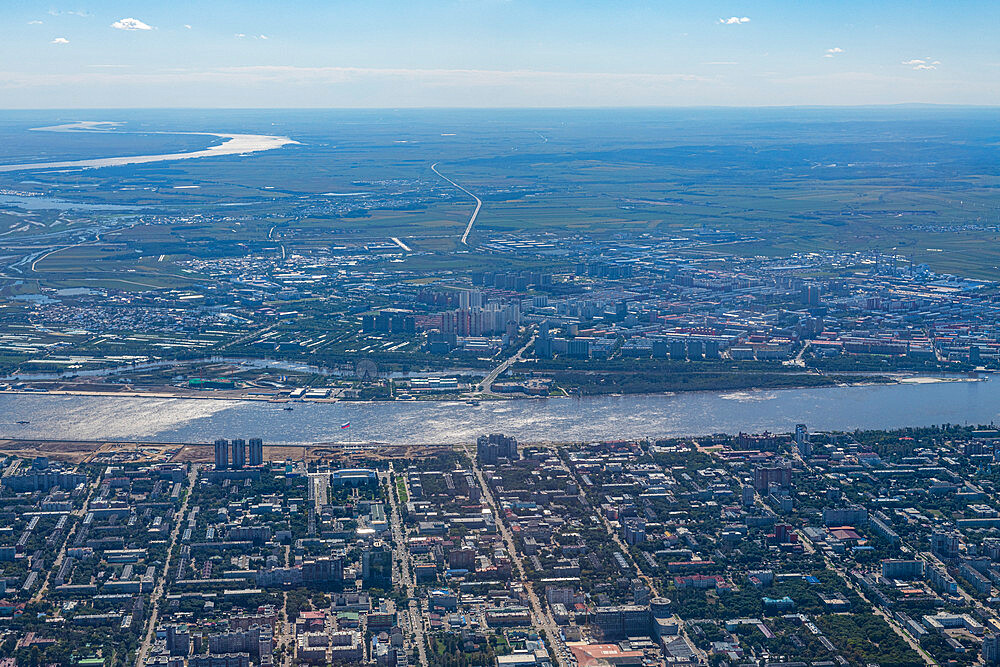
[464,445,569,667]
[386,466,429,666]
[134,464,198,667]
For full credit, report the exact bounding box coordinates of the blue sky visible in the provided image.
[2,0,998,107]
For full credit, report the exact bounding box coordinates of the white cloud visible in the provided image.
[719,16,750,25]
[824,47,843,58]
[28,20,43,25]
[236,33,269,40]
[51,37,69,44]
[111,17,154,31]
[184,24,192,29]
[903,58,939,70]
[259,34,268,40]
[235,33,247,38]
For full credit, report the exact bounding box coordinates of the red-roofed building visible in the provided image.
[829,527,863,543]
[296,610,326,633]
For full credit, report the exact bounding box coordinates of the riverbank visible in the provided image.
[0,372,984,404]
[2,375,997,446]
[0,121,298,173]
[0,436,448,465]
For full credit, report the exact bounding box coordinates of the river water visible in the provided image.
[0,194,141,211]
[0,378,997,445]
[0,124,297,173]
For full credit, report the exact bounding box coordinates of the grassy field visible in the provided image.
[3,107,1000,288]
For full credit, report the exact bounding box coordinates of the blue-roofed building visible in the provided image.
[331,469,377,487]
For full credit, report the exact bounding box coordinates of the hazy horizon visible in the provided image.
[3,0,998,108]
[2,103,999,111]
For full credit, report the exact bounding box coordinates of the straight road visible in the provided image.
[277,544,293,667]
[32,472,102,604]
[216,323,275,351]
[135,464,198,666]
[390,237,412,252]
[557,449,708,664]
[430,162,481,246]
[463,445,568,667]
[477,331,536,393]
[787,340,811,367]
[792,454,937,666]
[386,466,428,666]
[829,549,935,665]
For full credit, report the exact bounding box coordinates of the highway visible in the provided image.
[477,330,536,394]
[217,323,276,351]
[430,162,481,246]
[135,464,199,667]
[0,211,132,279]
[29,239,96,274]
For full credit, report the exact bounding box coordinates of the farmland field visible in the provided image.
[0,107,997,280]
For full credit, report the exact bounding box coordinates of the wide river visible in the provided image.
[0,121,297,173]
[0,378,997,445]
